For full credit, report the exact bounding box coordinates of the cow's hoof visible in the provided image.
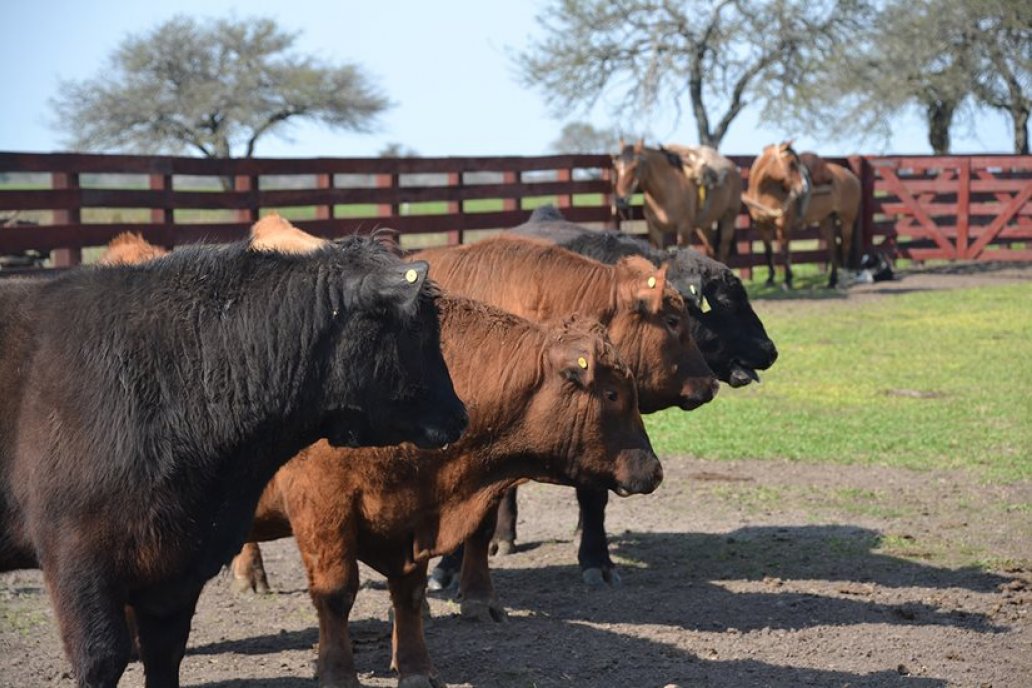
[231,576,268,595]
[398,674,446,688]
[582,567,622,587]
[318,673,361,688]
[460,597,508,623]
[492,540,516,556]
[427,567,456,593]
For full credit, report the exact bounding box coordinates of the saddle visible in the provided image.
[799,153,834,188]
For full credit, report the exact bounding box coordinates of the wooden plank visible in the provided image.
[967,182,1032,258]
[876,166,956,256]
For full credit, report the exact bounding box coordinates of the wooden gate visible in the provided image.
[868,155,1032,262]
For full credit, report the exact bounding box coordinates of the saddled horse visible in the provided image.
[742,141,860,288]
[612,139,739,262]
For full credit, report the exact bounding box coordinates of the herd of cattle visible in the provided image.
[613,139,862,289]
[0,183,779,687]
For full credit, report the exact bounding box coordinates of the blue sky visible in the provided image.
[0,0,1013,158]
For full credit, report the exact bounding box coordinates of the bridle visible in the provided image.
[611,152,641,222]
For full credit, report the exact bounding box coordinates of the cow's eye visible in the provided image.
[605,389,618,402]
[665,315,681,329]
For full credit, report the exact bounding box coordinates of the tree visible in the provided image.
[548,121,620,154]
[51,15,390,158]
[514,0,872,148]
[778,0,1030,155]
[968,1,1032,154]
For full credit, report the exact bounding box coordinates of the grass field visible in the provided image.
[645,280,1032,483]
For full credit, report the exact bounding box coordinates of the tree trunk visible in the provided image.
[1012,106,1029,155]
[926,99,956,155]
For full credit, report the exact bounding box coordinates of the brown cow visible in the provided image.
[742,141,860,288]
[96,232,169,265]
[402,235,716,610]
[232,296,660,687]
[410,235,717,414]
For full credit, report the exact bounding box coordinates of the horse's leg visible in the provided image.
[458,508,507,622]
[230,541,271,594]
[776,220,793,289]
[577,486,618,586]
[822,215,839,288]
[761,225,776,286]
[133,590,202,688]
[717,208,736,263]
[42,554,132,688]
[491,486,518,555]
[388,564,442,687]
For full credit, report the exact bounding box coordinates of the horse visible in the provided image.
[742,141,860,288]
[611,139,740,263]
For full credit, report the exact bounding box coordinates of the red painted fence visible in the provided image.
[0,151,1029,272]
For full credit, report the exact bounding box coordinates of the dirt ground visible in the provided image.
[2,262,1030,688]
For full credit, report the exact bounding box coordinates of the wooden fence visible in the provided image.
[0,151,1029,272]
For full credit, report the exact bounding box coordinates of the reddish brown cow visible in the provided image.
[232,296,660,687]
[96,232,169,265]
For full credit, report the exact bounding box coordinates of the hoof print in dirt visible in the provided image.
[398,674,446,688]
[460,597,509,622]
[582,567,621,587]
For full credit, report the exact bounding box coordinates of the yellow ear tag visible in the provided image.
[577,356,588,369]
[689,283,697,295]
[697,185,707,206]
[404,268,418,284]
[701,296,712,313]
[647,276,657,289]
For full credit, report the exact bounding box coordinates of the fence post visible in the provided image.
[555,168,572,210]
[149,173,174,248]
[446,172,463,245]
[315,173,334,222]
[502,171,518,212]
[956,158,971,259]
[51,172,81,267]
[234,174,259,225]
[376,173,398,220]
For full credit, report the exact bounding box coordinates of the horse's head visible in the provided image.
[611,138,644,218]
[763,141,806,194]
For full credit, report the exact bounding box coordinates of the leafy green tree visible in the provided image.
[51,15,390,158]
[514,0,872,148]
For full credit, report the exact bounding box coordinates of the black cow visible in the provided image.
[0,235,467,688]
[430,205,777,589]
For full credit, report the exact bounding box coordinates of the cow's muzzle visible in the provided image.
[614,449,663,496]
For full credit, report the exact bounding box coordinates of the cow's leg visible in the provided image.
[458,509,507,622]
[389,565,443,688]
[43,561,132,688]
[577,487,619,587]
[231,541,271,594]
[427,545,462,592]
[491,486,518,555]
[296,526,361,688]
[133,591,201,688]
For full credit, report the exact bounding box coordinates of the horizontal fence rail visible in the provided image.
[0,151,1029,273]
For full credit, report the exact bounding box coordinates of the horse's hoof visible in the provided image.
[582,567,622,587]
[398,674,447,688]
[460,597,509,623]
[779,282,791,292]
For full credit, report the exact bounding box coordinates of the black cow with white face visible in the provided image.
[0,234,466,688]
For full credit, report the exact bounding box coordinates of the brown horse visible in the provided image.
[742,141,860,288]
[612,140,740,263]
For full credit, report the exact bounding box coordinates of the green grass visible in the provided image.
[645,281,1032,482]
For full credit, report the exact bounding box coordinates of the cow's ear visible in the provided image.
[634,264,667,315]
[375,260,428,313]
[373,228,403,257]
[549,344,595,389]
